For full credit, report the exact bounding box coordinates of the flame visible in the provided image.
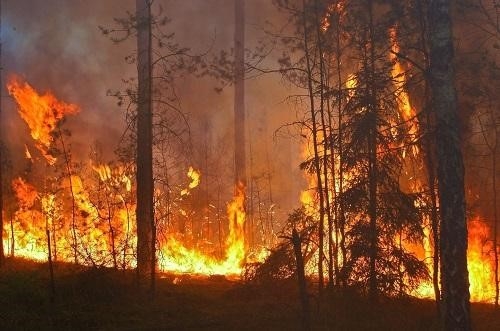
[92,164,132,192]
[389,27,419,153]
[181,166,201,196]
[187,167,201,189]
[320,1,346,32]
[3,164,137,268]
[6,178,46,261]
[159,183,247,275]
[413,217,496,303]
[24,144,32,160]
[7,75,79,164]
[3,167,249,276]
[467,218,496,302]
[295,32,497,302]
[12,177,38,209]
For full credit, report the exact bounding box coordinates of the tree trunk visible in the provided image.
[136,0,154,288]
[10,213,14,256]
[302,0,325,293]
[58,130,78,265]
[334,7,347,287]
[0,0,4,268]
[234,0,246,188]
[477,110,499,308]
[416,0,441,309]
[428,0,471,329]
[46,226,55,302]
[292,228,310,331]
[313,0,334,288]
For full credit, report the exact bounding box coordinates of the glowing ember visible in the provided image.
[7,75,79,164]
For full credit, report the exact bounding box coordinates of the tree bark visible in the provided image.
[428,0,471,329]
[292,228,310,331]
[313,0,334,288]
[0,0,4,268]
[477,110,499,308]
[136,0,154,285]
[302,0,325,293]
[57,130,78,265]
[416,0,441,311]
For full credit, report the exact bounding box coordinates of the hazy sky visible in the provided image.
[2,0,303,211]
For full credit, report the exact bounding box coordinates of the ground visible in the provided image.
[0,258,498,331]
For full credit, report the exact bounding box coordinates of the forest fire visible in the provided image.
[159,183,246,275]
[292,21,498,304]
[2,31,496,306]
[1,1,499,330]
[2,77,249,277]
[411,218,496,302]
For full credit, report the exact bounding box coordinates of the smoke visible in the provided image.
[2,0,304,218]
[2,0,136,163]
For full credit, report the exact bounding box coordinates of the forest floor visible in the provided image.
[0,258,499,331]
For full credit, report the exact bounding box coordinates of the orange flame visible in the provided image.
[7,75,79,164]
[159,183,247,275]
[413,217,496,303]
[181,166,201,196]
[389,27,419,156]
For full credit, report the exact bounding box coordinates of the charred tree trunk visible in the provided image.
[426,113,442,309]
[105,196,117,269]
[234,0,246,188]
[46,223,55,302]
[292,228,310,331]
[428,0,471,329]
[10,212,14,256]
[478,111,499,308]
[0,0,4,268]
[313,0,334,288]
[334,8,347,287]
[58,129,78,265]
[302,0,325,294]
[416,0,441,310]
[265,147,275,245]
[136,0,154,289]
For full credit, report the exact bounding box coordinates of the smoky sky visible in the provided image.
[1,0,304,213]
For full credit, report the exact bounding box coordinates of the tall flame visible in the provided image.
[389,27,419,153]
[159,183,246,275]
[7,75,79,164]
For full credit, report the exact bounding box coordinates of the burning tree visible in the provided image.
[1,3,499,325]
[268,0,429,299]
